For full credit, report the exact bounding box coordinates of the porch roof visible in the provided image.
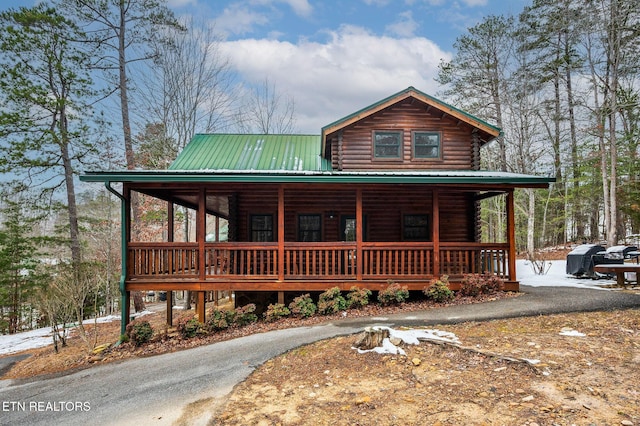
[80,169,555,188]
[168,134,331,171]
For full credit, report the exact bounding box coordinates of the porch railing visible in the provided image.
[284,242,356,278]
[362,242,434,277]
[128,242,199,279]
[127,241,510,281]
[439,243,509,277]
[204,243,278,278]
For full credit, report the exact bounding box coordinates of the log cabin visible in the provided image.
[81,87,554,331]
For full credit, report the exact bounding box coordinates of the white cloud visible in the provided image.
[362,0,392,5]
[386,10,419,37]
[167,0,197,7]
[281,0,313,17]
[220,25,451,132]
[216,4,270,36]
[251,0,313,17]
[461,0,488,6]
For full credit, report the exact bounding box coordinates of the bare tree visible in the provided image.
[236,77,297,134]
[139,16,236,152]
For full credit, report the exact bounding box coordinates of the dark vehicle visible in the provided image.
[567,244,639,279]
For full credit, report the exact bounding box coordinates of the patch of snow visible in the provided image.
[517,259,616,290]
[559,328,586,337]
[0,327,57,356]
[0,313,130,356]
[355,326,460,355]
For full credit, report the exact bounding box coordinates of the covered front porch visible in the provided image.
[113,179,520,324]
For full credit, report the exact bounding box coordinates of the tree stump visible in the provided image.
[353,327,390,350]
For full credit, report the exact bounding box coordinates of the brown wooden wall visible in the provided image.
[329,100,475,170]
[233,186,475,243]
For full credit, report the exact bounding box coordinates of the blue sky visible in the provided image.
[4,0,531,133]
[171,0,531,132]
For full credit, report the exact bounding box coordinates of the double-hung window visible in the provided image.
[250,214,273,242]
[373,131,402,159]
[298,214,321,242]
[403,214,430,241]
[413,131,440,159]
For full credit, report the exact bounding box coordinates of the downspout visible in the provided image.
[105,182,129,338]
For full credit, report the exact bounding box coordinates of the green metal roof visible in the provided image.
[168,134,330,171]
[80,169,555,187]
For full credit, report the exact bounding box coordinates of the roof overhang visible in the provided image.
[81,169,555,188]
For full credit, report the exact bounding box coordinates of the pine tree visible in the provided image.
[0,198,49,334]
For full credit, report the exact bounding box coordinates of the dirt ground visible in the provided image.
[212,309,640,426]
[2,294,640,425]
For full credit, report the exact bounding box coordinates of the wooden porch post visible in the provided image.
[197,188,206,323]
[432,188,440,276]
[356,188,363,281]
[166,201,174,326]
[278,185,285,302]
[506,189,517,285]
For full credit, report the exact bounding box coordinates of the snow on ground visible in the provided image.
[0,260,625,356]
[0,311,152,356]
[516,259,618,289]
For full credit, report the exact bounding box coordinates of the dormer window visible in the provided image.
[373,130,402,158]
[413,131,440,159]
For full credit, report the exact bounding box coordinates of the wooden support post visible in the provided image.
[167,202,174,327]
[432,189,440,276]
[506,190,517,284]
[167,202,174,242]
[278,291,284,305]
[356,188,363,281]
[197,291,205,323]
[278,185,285,281]
[166,291,173,326]
[198,188,206,282]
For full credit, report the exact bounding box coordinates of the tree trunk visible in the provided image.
[133,292,145,313]
[526,188,535,257]
[354,327,390,350]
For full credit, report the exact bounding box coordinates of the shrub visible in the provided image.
[264,303,291,322]
[234,303,258,326]
[377,282,410,305]
[460,273,504,297]
[206,308,233,331]
[318,287,348,315]
[346,286,372,309]
[177,317,204,338]
[423,275,454,303]
[126,320,153,346]
[288,293,317,318]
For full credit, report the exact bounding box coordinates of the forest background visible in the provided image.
[0,0,638,343]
